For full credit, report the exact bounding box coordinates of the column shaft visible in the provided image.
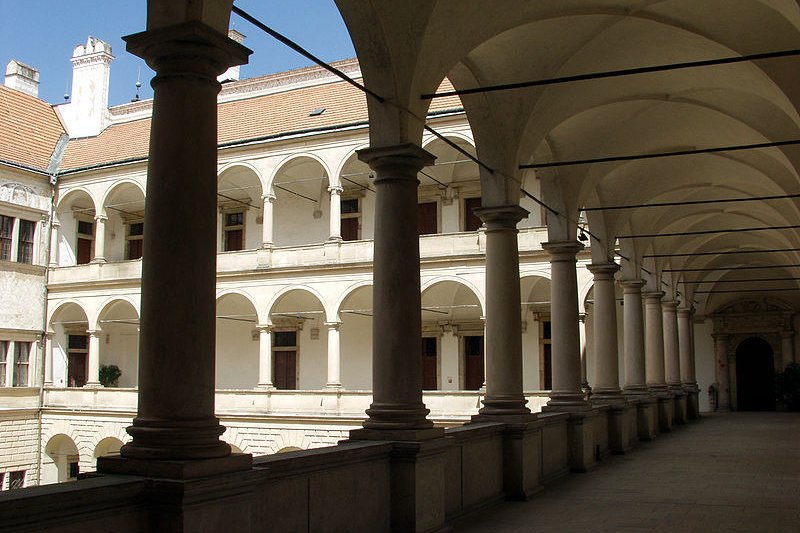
[120,23,251,460]
[644,291,667,392]
[325,322,342,388]
[713,334,731,410]
[678,308,693,386]
[662,300,681,391]
[92,215,107,263]
[543,241,587,408]
[261,194,274,248]
[257,326,273,388]
[588,263,623,402]
[357,143,435,431]
[44,333,54,386]
[328,185,342,240]
[86,329,101,387]
[622,280,647,395]
[49,221,60,267]
[476,205,530,417]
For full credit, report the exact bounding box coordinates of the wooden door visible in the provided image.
[463,197,482,231]
[76,238,92,264]
[67,353,87,387]
[418,202,438,235]
[464,335,484,390]
[274,350,297,390]
[422,337,438,390]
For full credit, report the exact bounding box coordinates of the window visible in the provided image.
[13,342,30,387]
[418,202,438,236]
[76,219,94,265]
[67,334,88,388]
[340,198,360,241]
[223,211,244,251]
[0,341,7,387]
[463,197,482,231]
[127,221,144,260]
[541,320,552,390]
[422,337,438,390]
[0,215,12,260]
[16,220,35,264]
[68,460,80,480]
[273,330,297,390]
[8,471,25,489]
[463,335,484,390]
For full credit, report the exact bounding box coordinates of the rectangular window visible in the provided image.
[127,222,144,260]
[340,198,360,241]
[418,201,438,235]
[273,330,297,390]
[16,219,35,264]
[8,471,25,489]
[0,215,13,260]
[223,211,244,251]
[67,334,88,388]
[422,337,438,390]
[542,320,552,390]
[0,341,7,387]
[76,219,94,265]
[463,197,482,231]
[13,342,30,387]
[68,460,80,480]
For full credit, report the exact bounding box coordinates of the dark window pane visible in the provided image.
[9,471,25,489]
[77,238,92,264]
[68,335,88,350]
[127,239,143,260]
[17,220,35,263]
[464,197,482,231]
[341,217,359,241]
[69,462,80,479]
[0,215,13,260]
[543,321,551,340]
[77,220,94,235]
[274,331,297,347]
[225,212,244,226]
[422,337,437,357]
[418,202,438,235]
[129,222,144,236]
[224,229,243,251]
[341,198,359,214]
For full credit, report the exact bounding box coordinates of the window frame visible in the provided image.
[0,214,13,261]
[0,341,8,387]
[75,216,95,265]
[12,341,30,387]
[126,220,144,260]
[221,208,246,252]
[340,195,361,241]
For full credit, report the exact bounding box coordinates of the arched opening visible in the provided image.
[42,434,79,485]
[272,157,330,246]
[101,182,145,262]
[215,293,259,389]
[94,437,124,459]
[337,153,373,241]
[54,189,96,266]
[269,288,326,390]
[49,303,90,388]
[217,165,264,252]
[520,275,551,390]
[420,136,480,234]
[338,284,373,390]
[96,300,139,387]
[735,336,776,411]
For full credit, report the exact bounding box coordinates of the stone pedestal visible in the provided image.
[565,410,599,473]
[605,402,637,454]
[656,393,675,432]
[633,396,658,441]
[673,391,688,425]
[389,439,449,533]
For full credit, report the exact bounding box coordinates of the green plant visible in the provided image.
[99,364,122,388]
[775,362,800,411]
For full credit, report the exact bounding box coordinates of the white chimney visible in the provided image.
[218,30,246,83]
[5,60,40,98]
[57,36,114,138]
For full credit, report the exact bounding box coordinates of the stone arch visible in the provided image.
[42,434,80,485]
[54,187,100,266]
[216,291,260,389]
[217,162,266,252]
[269,154,333,246]
[98,180,146,262]
[337,282,373,390]
[94,437,124,459]
[48,301,90,388]
[332,144,370,186]
[95,298,140,387]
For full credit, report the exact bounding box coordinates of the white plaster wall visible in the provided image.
[0,268,46,331]
[340,313,372,389]
[694,319,715,412]
[297,323,327,389]
[273,191,328,246]
[101,326,139,388]
[57,214,78,266]
[216,319,259,389]
[522,318,542,390]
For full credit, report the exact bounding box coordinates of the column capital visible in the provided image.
[587,262,620,279]
[324,321,342,330]
[474,205,529,231]
[50,220,61,229]
[327,185,344,195]
[124,21,252,80]
[620,278,646,291]
[357,143,435,180]
[261,193,276,203]
[661,300,680,311]
[87,329,102,337]
[256,324,273,333]
[542,240,584,260]
[94,214,108,223]
[643,291,665,302]
[677,307,693,318]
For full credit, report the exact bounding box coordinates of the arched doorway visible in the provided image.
[735,337,775,411]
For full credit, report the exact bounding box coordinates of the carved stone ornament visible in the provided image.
[711,298,794,335]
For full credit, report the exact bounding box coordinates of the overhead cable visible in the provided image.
[582,192,800,212]
[618,224,800,240]
[665,264,800,272]
[644,247,800,258]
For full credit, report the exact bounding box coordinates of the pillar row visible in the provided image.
[644,291,668,393]
[475,205,531,418]
[587,262,624,403]
[543,240,589,409]
[621,280,647,396]
[678,307,694,389]
[662,300,682,392]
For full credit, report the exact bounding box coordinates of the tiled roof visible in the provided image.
[0,85,65,173]
[60,78,463,171]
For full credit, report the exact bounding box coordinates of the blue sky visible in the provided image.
[0,1,356,106]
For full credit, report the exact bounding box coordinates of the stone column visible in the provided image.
[256,325,273,389]
[644,291,668,392]
[622,280,647,395]
[85,329,101,387]
[579,312,588,390]
[662,300,681,391]
[543,241,588,408]
[261,193,275,248]
[678,308,694,388]
[118,23,251,461]
[325,321,342,388]
[328,185,343,241]
[92,214,107,263]
[44,332,54,386]
[474,205,531,418]
[587,263,623,403]
[781,331,794,368]
[713,334,730,410]
[353,143,439,436]
[49,221,60,267]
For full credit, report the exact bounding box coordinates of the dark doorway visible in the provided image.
[464,335,484,390]
[421,337,438,390]
[735,336,775,411]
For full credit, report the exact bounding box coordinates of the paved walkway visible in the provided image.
[456,412,800,532]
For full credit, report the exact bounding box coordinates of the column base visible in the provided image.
[122,416,231,460]
[598,401,637,454]
[669,386,688,424]
[98,452,253,480]
[478,396,532,417]
[83,382,103,389]
[545,392,591,411]
[361,401,435,432]
[684,384,700,419]
[254,383,275,390]
[655,393,675,432]
[325,383,343,390]
[626,394,658,441]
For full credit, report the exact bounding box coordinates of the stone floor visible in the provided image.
[456,412,800,532]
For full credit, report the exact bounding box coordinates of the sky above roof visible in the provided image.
[0,1,356,107]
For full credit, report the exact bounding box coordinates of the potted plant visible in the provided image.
[99,364,122,388]
[775,362,800,411]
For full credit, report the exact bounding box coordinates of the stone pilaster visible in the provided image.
[85,329,102,387]
[91,214,107,263]
[325,321,342,388]
[713,333,731,411]
[328,185,343,241]
[256,325,274,389]
[261,193,275,248]
[587,263,624,404]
